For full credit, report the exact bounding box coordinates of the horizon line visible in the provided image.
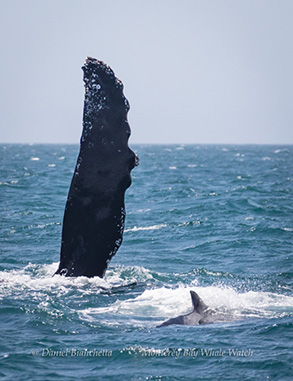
[0,142,292,146]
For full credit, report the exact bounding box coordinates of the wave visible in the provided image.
[125,224,167,232]
[0,263,109,299]
[1,264,292,328]
[0,263,155,300]
[79,285,293,328]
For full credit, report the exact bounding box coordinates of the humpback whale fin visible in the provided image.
[190,291,208,313]
[55,57,137,278]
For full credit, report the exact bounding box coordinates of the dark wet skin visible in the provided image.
[55,58,138,278]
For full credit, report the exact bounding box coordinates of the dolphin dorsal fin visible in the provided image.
[190,291,208,313]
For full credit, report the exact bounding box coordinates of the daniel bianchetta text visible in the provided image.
[33,348,253,358]
[34,349,112,357]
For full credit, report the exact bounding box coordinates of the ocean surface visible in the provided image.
[0,143,292,380]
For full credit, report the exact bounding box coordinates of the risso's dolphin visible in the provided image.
[157,291,233,327]
[55,57,138,278]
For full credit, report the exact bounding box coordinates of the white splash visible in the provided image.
[0,263,110,300]
[1,264,292,328]
[79,285,293,327]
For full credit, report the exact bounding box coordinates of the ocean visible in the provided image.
[0,143,292,380]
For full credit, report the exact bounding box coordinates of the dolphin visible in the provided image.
[157,291,233,327]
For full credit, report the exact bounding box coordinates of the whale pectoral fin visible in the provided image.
[55,58,136,278]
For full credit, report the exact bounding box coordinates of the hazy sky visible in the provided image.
[0,0,292,144]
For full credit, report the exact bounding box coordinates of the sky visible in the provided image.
[0,0,292,145]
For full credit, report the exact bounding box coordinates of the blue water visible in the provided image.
[0,144,292,380]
